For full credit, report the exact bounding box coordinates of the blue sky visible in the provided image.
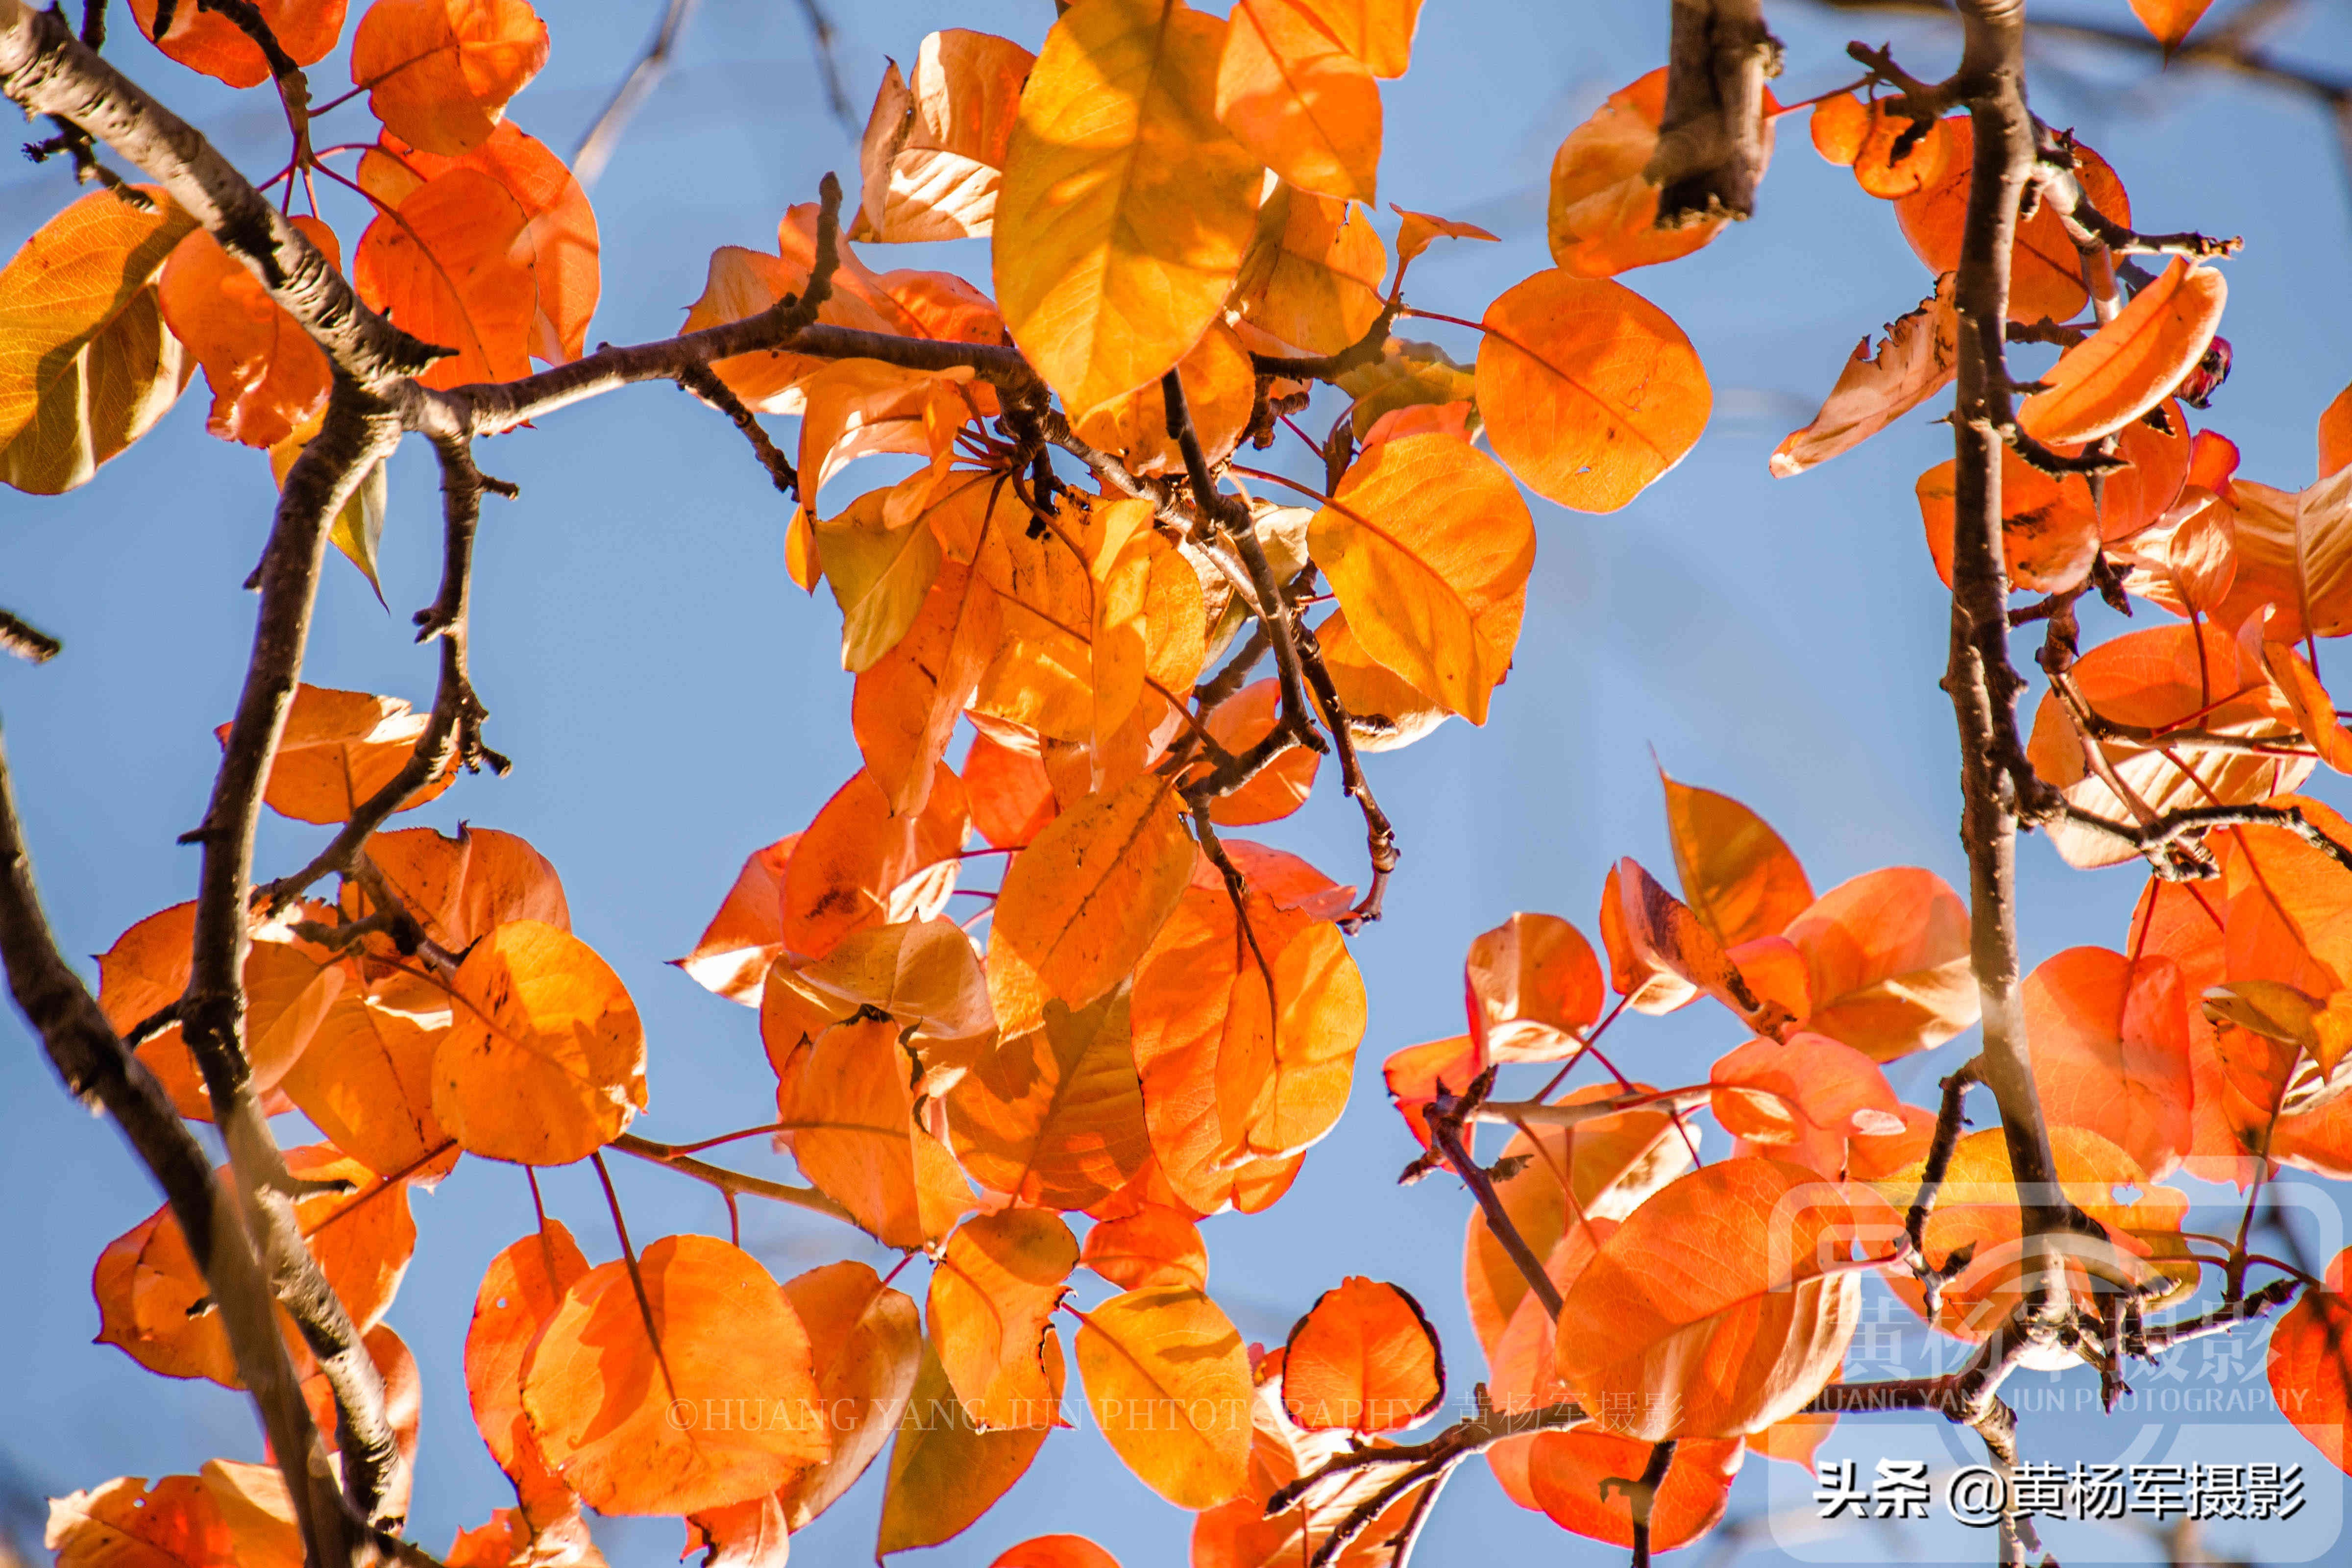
[8,1,2352,1564]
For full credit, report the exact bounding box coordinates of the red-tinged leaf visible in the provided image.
[2100,400,2193,541]
[929,1210,1079,1430]
[1598,857,1769,1024]
[349,0,551,156]
[1074,1286,1252,1508]
[353,166,535,388]
[878,1339,1063,1554]
[1477,269,1709,513]
[358,123,598,364]
[1660,772,1813,949]
[128,0,347,88]
[522,1235,829,1517]
[433,920,646,1166]
[1464,913,1603,1062]
[1770,273,1957,478]
[1193,1361,1435,1568]
[1281,1277,1443,1432]
[1809,93,1866,165]
[1553,1158,1860,1439]
[996,770,1196,1008]
[1782,867,1977,1062]
[2324,383,2352,480]
[45,1474,234,1568]
[1083,1206,1209,1291]
[775,1014,972,1248]
[781,764,967,960]
[466,1220,590,1515]
[672,835,799,1005]
[1383,1034,1481,1148]
[2023,947,2195,1181]
[2130,0,2216,53]
[993,1537,1122,1568]
[2020,259,2228,446]
[2266,1247,2352,1472]
[1850,103,1948,199]
[1708,1032,1907,1178]
[1920,444,2103,594]
[1392,204,1496,264]
[2220,795,2352,997]
[157,217,338,448]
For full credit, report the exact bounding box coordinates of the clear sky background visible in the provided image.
[8,1,2352,1564]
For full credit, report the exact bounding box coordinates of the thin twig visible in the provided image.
[0,608,60,663]
[570,0,698,190]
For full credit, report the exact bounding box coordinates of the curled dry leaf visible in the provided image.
[1217,0,1382,205]
[994,0,1262,417]
[857,29,1035,243]
[157,217,339,449]
[929,1210,1079,1430]
[1769,273,1957,478]
[1553,1157,1861,1440]
[2019,259,2229,447]
[522,1234,829,1517]
[228,684,456,825]
[349,0,552,156]
[1280,1276,1443,1432]
[1463,911,1603,1062]
[0,185,194,496]
[1478,269,1710,512]
[1074,1285,1253,1508]
[431,919,648,1166]
[1308,433,1534,724]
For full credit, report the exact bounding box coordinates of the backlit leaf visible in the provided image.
[1769,273,1956,478]
[776,1260,923,1529]
[1477,269,1709,512]
[997,770,1197,1008]
[350,0,551,156]
[951,991,1152,1209]
[994,0,1262,417]
[228,684,456,824]
[2019,260,2228,446]
[780,763,967,959]
[1895,119,2130,323]
[1217,0,1381,204]
[774,1014,971,1248]
[128,0,348,88]
[929,1210,1079,1429]
[1392,205,1496,265]
[2023,947,2195,1181]
[466,1220,590,1512]
[857,30,1035,243]
[1547,69,1766,277]
[1661,773,1813,949]
[1281,1277,1442,1432]
[672,835,799,1005]
[46,1474,234,1568]
[157,218,338,448]
[877,1339,1063,1554]
[1781,866,1976,1062]
[2130,0,2216,52]
[1083,1206,1209,1290]
[522,1234,828,1516]
[1464,912,1603,1062]
[353,166,535,388]
[1919,444,2102,594]
[1075,1285,1252,1507]
[2265,1247,2352,1473]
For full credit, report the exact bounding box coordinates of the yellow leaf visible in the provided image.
[1231,185,1388,358]
[1290,0,1421,76]
[996,771,1198,1007]
[1074,1286,1252,1507]
[1307,433,1534,725]
[928,1210,1079,1429]
[994,0,1263,417]
[817,485,946,672]
[1217,0,1382,205]
[877,1338,1063,1554]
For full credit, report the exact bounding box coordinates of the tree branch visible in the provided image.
[570,0,697,191]
[0,607,60,663]
[1650,0,1783,225]
[677,361,798,498]
[1423,1071,1564,1320]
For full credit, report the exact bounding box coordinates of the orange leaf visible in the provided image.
[358,123,598,364]
[1198,679,1320,825]
[46,1474,235,1568]
[1280,1277,1443,1432]
[855,564,1004,816]
[1769,273,1957,478]
[364,824,568,951]
[226,684,455,825]
[1382,1033,1480,1149]
[993,1536,1122,1568]
[2266,1246,2352,1473]
[1598,857,1760,1021]
[761,916,996,1096]
[2130,0,2216,52]
[2323,382,2352,479]
[1074,1285,1252,1507]
[878,1338,1064,1553]
[1392,204,1496,264]
[1514,1431,1742,1549]
[1782,866,1976,1061]
[966,729,1059,849]
[1554,1158,1859,1439]
[1217,0,1381,204]
[855,30,1035,243]
[781,764,967,959]
[522,1234,829,1516]
[465,1220,590,1515]
[1464,912,1602,1062]
[1313,607,1451,751]
[1918,446,2102,594]
[775,1259,923,1530]
[996,769,1196,1008]
[1660,772,1813,949]
[929,1210,1079,1429]
[352,166,535,388]
[1709,1031,1906,1177]
[1194,1359,1436,1568]
[157,217,338,448]
[1082,1206,1209,1291]
[1072,320,1257,477]
[1478,269,1709,512]
[278,989,448,1176]
[1850,104,1948,199]
[128,0,347,88]
[1896,119,2131,323]
[431,920,646,1165]
[2019,260,2228,446]
[1309,433,1534,723]
[672,835,800,1006]
[349,0,551,156]
[2023,946,2195,1180]
[1231,184,1388,359]
[1808,93,1867,165]
[775,1014,971,1248]
[950,991,1152,1209]
[1547,69,1768,277]
[2099,399,2192,540]
[1288,0,1420,76]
